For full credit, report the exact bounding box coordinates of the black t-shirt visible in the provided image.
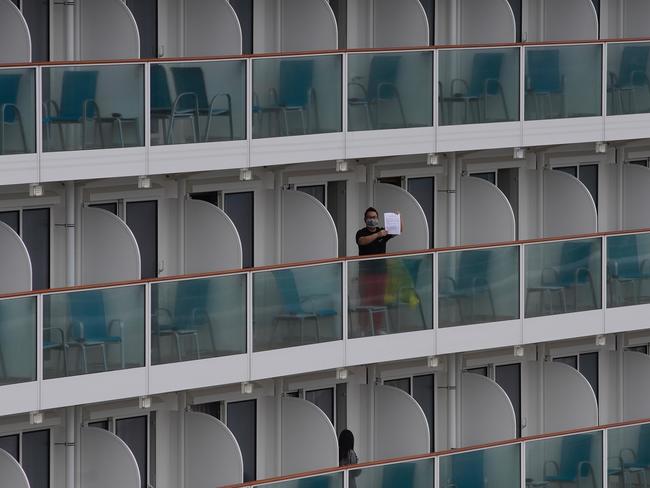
[356,227,394,256]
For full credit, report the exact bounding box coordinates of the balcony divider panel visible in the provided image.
[81,207,141,285]
[461,371,517,446]
[80,426,141,488]
[280,0,338,52]
[79,0,140,60]
[183,0,243,56]
[185,411,244,486]
[460,175,516,245]
[372,0,429,48]
[0,0,31,63]
[543,169,598,238]
[621,0,650,37]
[458,0,516,44]
[622,350,650,420]
[0,221,32,293]
[535,0,598,42]
[0,447,29,488]
[623,164,650,229]
[185,198,243,273]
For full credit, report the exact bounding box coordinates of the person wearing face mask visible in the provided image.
[356,207,396,256]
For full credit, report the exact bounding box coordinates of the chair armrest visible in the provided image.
[69,320,85,340]
[44,327,66,345]
[108,319,125,338]
[83,99,101,120]
[631,70,649,86]
[577,461,594,480]
[152,307,173,326]
[301,294,334,313]
[172,92,199,115]
[268,87,279,107]
[640,258,650,277]
[541,267,559,286]
[347,82,369,100]
[620,447,638,463]
[191,308,210,327]
[43,100,60,120]
[450,78,469,96]
[543,460,559,478]
[376,81,399,100]
[484,78,502,95]
[0,103,20,122]
[575,267,593,285]
[208,92,232,113]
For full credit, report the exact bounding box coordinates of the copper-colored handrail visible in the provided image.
[222,416,650,488]
[1,227,649,300]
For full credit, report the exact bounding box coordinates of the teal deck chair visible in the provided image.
[266,59,315,136]
[544,240,598,312]
[608,234,650,305]
[381,461,416,488]
[448,450,486,488]
[611,45,650,113]
[544,434,596,486]
[394,257,428,332]
[526,49,564,118]
[0,74,27,155]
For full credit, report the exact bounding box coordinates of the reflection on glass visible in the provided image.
[438,47,519,125]
[525,45,602,120]
[255,472,343,488]
[353,458,434,488]
[525,238,601,318]
[348,51,432,131]
[253,264,342,351]
[252,55,341,138]
[608,423,650,488]
[150,60,246,145]
[525,432,602,488]
[42,64,144,151]
[607,233,650,307]
[438,247,519,327]
[439,444,520,488]
[43,285,145,378]
[151,275,247,365]
[0,68,35,155]
[0,296,36,385]
[607,42,650,115]
[348,254,433,338]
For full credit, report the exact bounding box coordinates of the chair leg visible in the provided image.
[228,112,234,140]
[192,333,200,360]
[81,346,88,374]
[101,344,108,371]
[175,333,182,361]
[204,113,213,142]
[120,341,125,369]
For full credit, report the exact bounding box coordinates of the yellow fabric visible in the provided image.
[384,260,420,306]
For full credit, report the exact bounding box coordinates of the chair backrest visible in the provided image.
[449,450,485,488]
[367,55,401,101]
[273,269,304,315]
[527,49,561,93]
[381,461,416,488]
[59,70,99,119]
[636,424,650,464]
[618,45,650,87]
[456,250,491,291]
[68,289,106,340]
[150,64,172,111]
[608,234,640,278]
[468,52,504,97]
[556,240,594,286]
[297,475,332,488]
[558,434,592,479]
[0,74,22,123]
[171,66,209,110]
[174,279,209,329]
[278,59,314,108]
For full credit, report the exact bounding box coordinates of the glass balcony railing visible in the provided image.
[607,42,650,116]
[348,51,433,131]
[42,64,144,151]
[439,444,520,488]
[525,432,603,488]
[347,254,433,338]
[254,472,343,488]
[150,60,246,145]
[525,44,602,120]
[438,246,519,327]
[0,296,36,385]
[0,67,35,155]
[439,47,520,125]
[252,54,341,138]
[151,274,247,365]
[43,285,145,379]
[252,263,342,352]
[525,238,602,318]
[607,232,650,307]
[352,458,434,488]
[607,423,650,487]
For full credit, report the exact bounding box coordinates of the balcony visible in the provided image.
[1,38,650,184]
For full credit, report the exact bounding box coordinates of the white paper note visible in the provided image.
[384,212,401,235]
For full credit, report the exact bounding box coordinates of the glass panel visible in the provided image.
[0,296,36,385]
[126,200,158,279]
[0,434,19,460]
[607,42,650,115]
[348,254,433,338]
[525,238,602,317]
[384,377,411,395]
[0,210,19,234]
[439,47,519,125]
[440,444,520,488]
[23,1,50,62]
[151,274,246,365]
[126,0,157,58]
[305,388,334,425]
[42,64,144,151]
[22,429,50,488]
[115,416,148,488]
[252,55,341,138]
[0,67,36,155]
[224,192,254,268]
[438,246,519,328]
[327,181,347,257]
[607,233,650,307]
[413,374,435,451]
[259,472,343,488]
[525,44,602,120]
[495,364,522,437]
[526,432,603,488]
[23,208,50,290]
[253,263,342,351]
[607,423,650,488]
[227,399,256,482]
[348,51,432,131]
[297,185,325,205]
[407,177,435,249]
[43,285,145,379]
[579,352,599,400]
[353,458,434,488]
[150,60,245,145]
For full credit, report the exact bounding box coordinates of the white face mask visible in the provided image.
[365,218,379,228]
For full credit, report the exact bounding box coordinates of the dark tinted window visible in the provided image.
[335,382,347,435]
[506,0,522,41]
[627,345,649,354]
[495,364,521,437]
[22,429,50,488]
[378,176,402,187]
[472,172,496,185]
[89,202,118,215]
[0,210,20,234]
[230,0,253,54]
[126,0,158,58]
[579,352,599,400]
[305,388,335,425]
[555,166,578,178]
[88,420,110,430]
[330,0,348,48]
[327,181,347,257]
[224,192,254,268]
[579,164,599,209]
[126,201,158,279]
[498,167,519,231]
[23,208,50,290]
[22,0,50,61]
[413,374,435,451]
[0,434,19,460]
[297,185,325,205]
[408,177,435,248]
[192,401,222,420]
[554,355,578,369]
[191,192,219,207]
[227,400,256,482]
[115,416,148,488]
[384,377,411,394]
[466,366,489,377]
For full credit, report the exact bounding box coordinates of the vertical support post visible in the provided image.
[177,178,186,275]
[64,0,75,61]
[447,354,457,449]
[276,378,284,475]
[617,151,624,230]
[366,163,375,208]
[178,391,187,488]
[617,332,624,421]
[538,343,545,434]
[368,364,376,460]
[65,407,75,488]
[178,0,186,56]
[537,153,544,238]
[275,170,283,264]
[447,154,457,247]
[65,181,75,287]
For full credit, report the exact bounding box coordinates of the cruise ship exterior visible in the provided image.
[1,0,650,487]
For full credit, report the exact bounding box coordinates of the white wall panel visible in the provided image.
[80,0,140,60]
[374,384,430,459]
[282,190,338,262]
[373,0,429,47]
[374,182,429,252]
[282,0,337,51]
[185,199,242,273]
[0,0,31,63]
[544,361,598,432]
[0,448,29,488]
[541,0,598,41]
[459,0,515,43]
[0,221,31,293]
[623,351,650,420]
[460,372,517,446]
[281,396,338,475]
[185,411,243,487]
[623,0,650,37]
[81,207,141,285]
[184,0,242,55]
[543,169,597,237]
[80,427,141,488]
[460,175,516,245]
[623,164,650,230]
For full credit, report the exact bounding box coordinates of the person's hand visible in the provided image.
[378,229,388,237]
